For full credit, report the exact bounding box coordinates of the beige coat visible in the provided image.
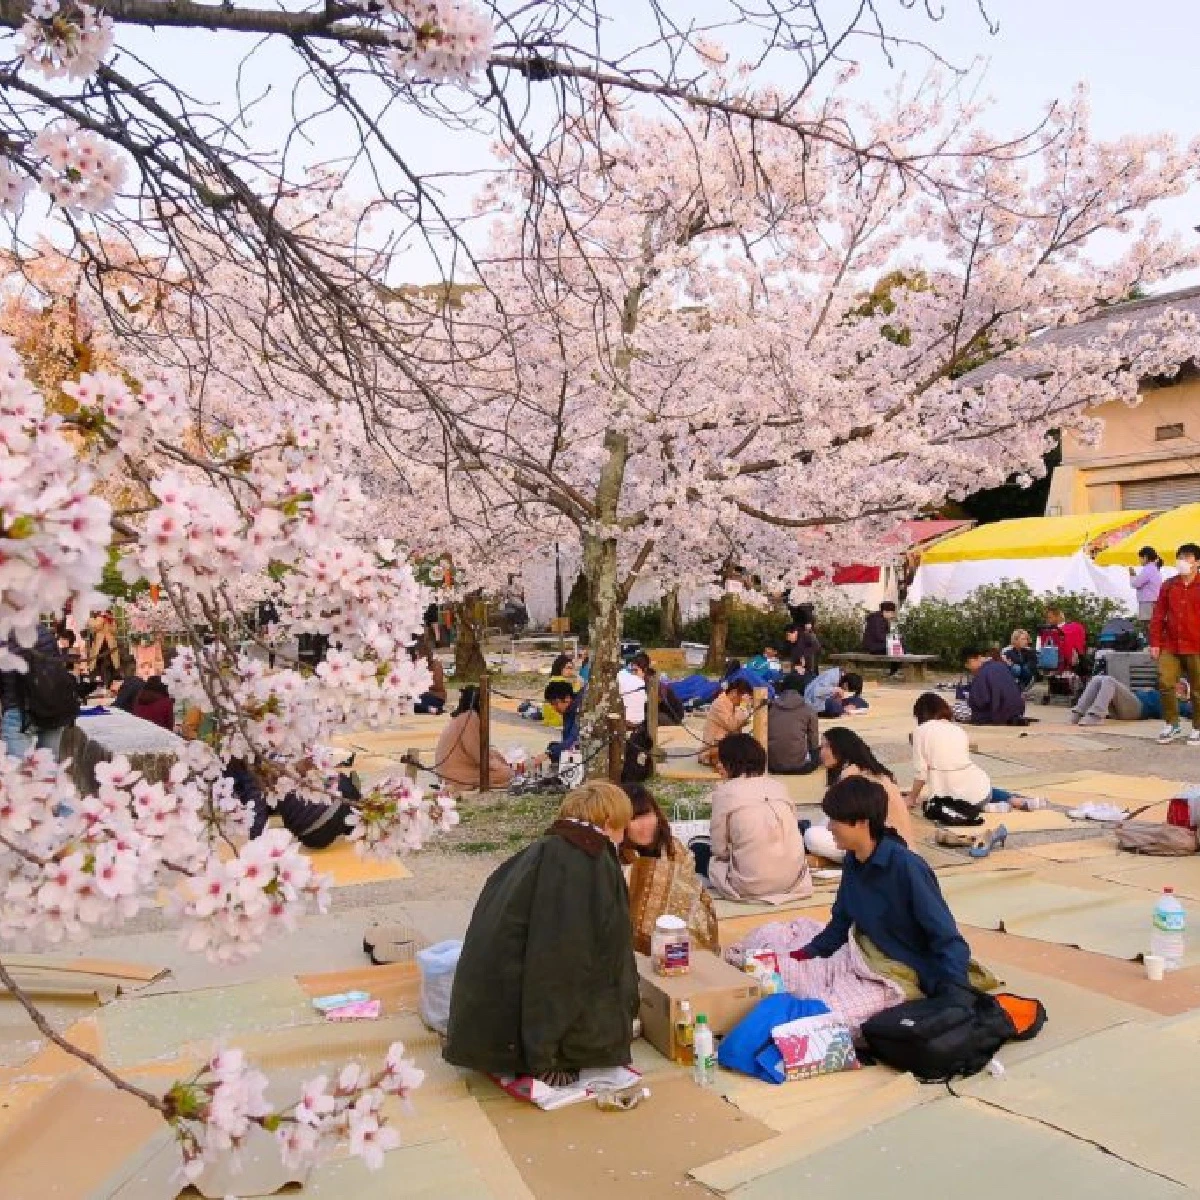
[708,775,811,904]
[698,692,751,766]
[435,711,514,793]
[839,764,914,846]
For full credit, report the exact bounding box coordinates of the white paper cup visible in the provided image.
[1144,954,1166,982]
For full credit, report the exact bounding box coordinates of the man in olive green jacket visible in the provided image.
[444,787,639,1083]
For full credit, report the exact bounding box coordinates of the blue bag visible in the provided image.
[717,994,830,1084]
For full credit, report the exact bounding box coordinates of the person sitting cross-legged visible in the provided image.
[698,678,754,767]
[443,781,639,1088]
[804,727,912,861]
[691,733,811,904]
[766,672,820,775]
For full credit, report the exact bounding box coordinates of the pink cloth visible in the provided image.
[726,917,905,1034]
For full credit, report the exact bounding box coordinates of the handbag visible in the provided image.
[627,842,719,956]
[922,796,985,827]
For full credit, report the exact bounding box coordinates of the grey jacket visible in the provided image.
[767,691,819,772]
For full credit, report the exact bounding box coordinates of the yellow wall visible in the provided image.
[1046,376,1200,515]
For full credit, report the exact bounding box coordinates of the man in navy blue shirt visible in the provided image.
[793,775,971,995]
[961,646,1026,726]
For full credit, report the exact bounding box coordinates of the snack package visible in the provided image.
[771,1013,860,1081]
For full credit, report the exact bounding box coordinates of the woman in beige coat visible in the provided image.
[435,686,514,794]
[695,733,811,904]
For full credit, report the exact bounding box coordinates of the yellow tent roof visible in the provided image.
[921,511,1151,564]
[1096,503,1200,566]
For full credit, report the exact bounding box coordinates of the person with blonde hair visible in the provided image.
[1001,629,1037,691]
[444,781,639,1087]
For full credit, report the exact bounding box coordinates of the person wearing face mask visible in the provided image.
[1149,542,1200,745]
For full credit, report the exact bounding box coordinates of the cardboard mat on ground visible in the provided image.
[961,1019,1200,1191]
[691,1072,929,1195]
[302,839,412,886]
[97,976,319,1068]
[939,869,1200,967]
[477,1070,775,1200]
[716,1094,1190,1200]
[1047,772,1186,802]
[1023,838,1120,863]
[968,926,1200,1017]
[0,957,168,1004]
[1095,855,1200,901]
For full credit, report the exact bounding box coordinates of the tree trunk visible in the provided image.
[660,587,682,646]
[452,594,489,682]
[704,593,731,673]
[582,428,632,778]
[583,530,624,777]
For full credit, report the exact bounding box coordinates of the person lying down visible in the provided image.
[443,781,639,1087]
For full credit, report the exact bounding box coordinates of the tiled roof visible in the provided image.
[958,284,1200,386]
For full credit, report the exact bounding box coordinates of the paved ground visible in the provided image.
[3,672,1200,1198]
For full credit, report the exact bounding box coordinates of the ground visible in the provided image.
[2,668,1200,1198]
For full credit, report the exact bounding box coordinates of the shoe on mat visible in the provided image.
[1069,711,1082,724]
[1077,715,1104,726]
[1158,723,1183,745]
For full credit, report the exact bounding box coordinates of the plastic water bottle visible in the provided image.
[1151,887,1187,971]
[692,1014,716,1087]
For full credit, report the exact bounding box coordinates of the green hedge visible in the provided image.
[622,595,868,661]
[898,581,1123,666]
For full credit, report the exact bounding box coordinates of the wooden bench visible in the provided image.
[828,651,939,683]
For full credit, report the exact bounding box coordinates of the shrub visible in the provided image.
[622,604,664,645]
[899,581,1124,666]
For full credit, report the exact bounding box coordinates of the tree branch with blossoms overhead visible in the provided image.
[0,311,461,1174]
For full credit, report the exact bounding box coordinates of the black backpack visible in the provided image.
[861,982,1046,1083]
[621,723,654,784]
[20,646,81,729]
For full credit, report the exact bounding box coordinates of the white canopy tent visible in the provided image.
[905,513,1149,613]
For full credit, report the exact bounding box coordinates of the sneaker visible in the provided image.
[1189,729,1200,747]
[1158,724,1184,745]
[1069,711,1082,725]
[1078,715,1104,727]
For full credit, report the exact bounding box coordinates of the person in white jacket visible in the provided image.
[692,733,811,904]
[905,691,993,807]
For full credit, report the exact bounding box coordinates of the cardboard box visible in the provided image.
[635,950,761,1061]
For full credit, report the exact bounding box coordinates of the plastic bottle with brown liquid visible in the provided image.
[673,999,695,1066]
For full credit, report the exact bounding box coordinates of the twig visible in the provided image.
[0,956,166,1113]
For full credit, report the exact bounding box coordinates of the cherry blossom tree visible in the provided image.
[395,83,1200,726]
[1,0,1195,1177]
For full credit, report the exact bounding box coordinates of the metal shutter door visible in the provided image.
[1120,475,1200,510]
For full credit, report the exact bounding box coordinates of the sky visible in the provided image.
[31,1,1200,287]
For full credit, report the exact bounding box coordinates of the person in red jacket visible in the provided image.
[1149,542,1200,745]
[131,675,175,731]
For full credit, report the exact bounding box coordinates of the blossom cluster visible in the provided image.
[386,0,494,83]
[171,1041,425,1181]
[0,336,110,666]
[0,159,33,213]
[171,828,330,962]
[32,121,127,212]
[348,776,459,859]
[18,0,114,81]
